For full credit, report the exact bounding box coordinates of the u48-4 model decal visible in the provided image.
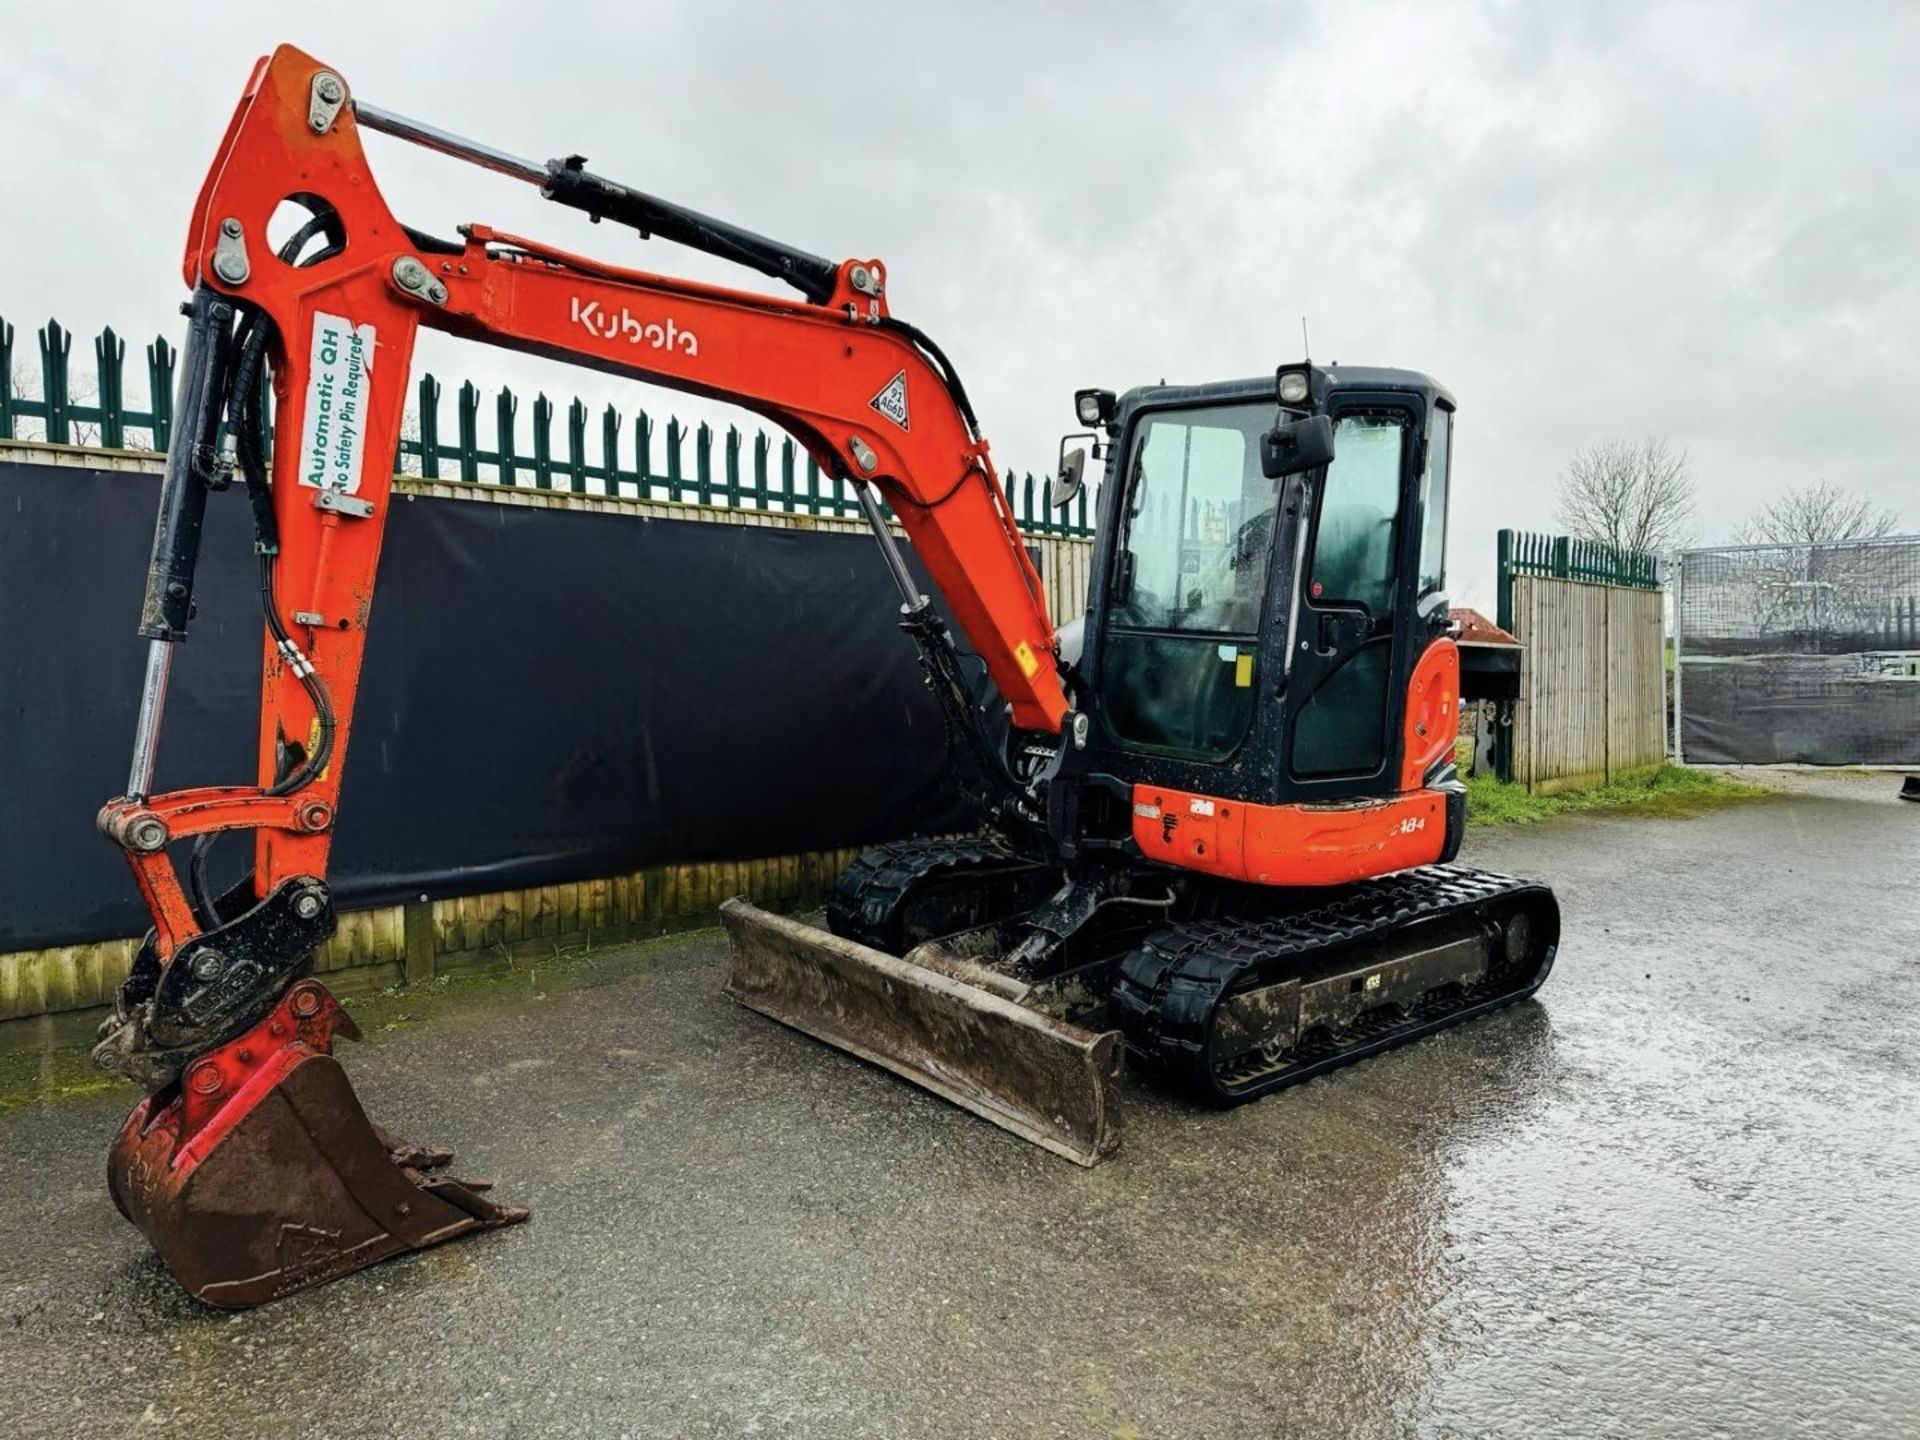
[570,297,699,356]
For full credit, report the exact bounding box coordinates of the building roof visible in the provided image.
[1450,607,1521,647]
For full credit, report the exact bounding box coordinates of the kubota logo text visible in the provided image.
[571,297,699,356]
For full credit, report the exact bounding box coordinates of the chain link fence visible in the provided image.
[1676,536,1920,765]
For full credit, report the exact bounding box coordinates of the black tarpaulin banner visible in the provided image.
[1679,659,1920,767]
[0,463,968,951]
[1676,541,1920,767]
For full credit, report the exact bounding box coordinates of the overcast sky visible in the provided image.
[3,0,1914,608]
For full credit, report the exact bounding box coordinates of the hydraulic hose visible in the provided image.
[190,216,344,927]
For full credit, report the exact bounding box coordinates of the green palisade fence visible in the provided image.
[0,317,179,452]
[0,312,1095,538]
[1495,527,1660,632]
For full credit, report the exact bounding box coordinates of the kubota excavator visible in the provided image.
[91,45,1559,1307]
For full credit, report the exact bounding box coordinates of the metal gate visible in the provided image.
[1675,536,1920,766]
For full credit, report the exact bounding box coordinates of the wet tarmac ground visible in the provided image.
[1,772,1915,1438]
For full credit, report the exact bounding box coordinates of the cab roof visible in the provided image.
[1111,365,1454,421]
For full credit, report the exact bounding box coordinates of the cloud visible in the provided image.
[2,0,1913,611]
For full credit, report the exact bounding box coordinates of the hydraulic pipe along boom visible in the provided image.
[351,101,841,302]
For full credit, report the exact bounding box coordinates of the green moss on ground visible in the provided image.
[0,1049,124,1115]
[0,925,715,1115]
[1466,763,1773,826]
[332,923,706,1032]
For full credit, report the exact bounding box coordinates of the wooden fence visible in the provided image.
[2,840,872,1046]
[1498,530,1666,793]
[0,436,1095,1041]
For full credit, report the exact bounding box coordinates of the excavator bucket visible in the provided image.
[105,980,525,1308]
[720,899,1123,1165]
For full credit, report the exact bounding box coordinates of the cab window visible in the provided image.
[1107,404,1279,636]
[1419,406,1451,593]
[1291,411,1409,778]
[1305,412,1405,617]
[1100,401,1280,761]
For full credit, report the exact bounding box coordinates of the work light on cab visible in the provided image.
[1074,388,1115,427]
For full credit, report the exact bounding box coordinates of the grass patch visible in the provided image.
[1466,763,1773,827]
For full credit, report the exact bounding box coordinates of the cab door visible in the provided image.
[1283,404,1419,797]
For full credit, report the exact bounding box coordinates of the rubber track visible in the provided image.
[825,837,1039,953]
[1110,863,1558,1105]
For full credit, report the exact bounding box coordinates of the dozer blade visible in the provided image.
[720,899,1122,1166]
[106,979,526,1309]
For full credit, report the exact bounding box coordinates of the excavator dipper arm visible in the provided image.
[93,45,1072,1306]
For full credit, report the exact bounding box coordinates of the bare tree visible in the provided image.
[395,404,423,476]
[65,375,100,447]
[5,361,102,445]
[1555,436,1695,553]
[1734,480,1900,544]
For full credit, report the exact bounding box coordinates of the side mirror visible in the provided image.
[1052,442,1088,509]
[1260,413,1335,479]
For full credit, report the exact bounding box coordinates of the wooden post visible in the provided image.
[403,899,436,985]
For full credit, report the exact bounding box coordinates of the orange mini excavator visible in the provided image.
[93,45,1558,1306]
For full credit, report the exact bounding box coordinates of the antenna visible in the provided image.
[1301,316,1311,364]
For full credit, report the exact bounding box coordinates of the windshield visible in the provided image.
[1107,402,1281,636]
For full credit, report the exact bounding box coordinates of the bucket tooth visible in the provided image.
[105,980,526,1309]
[720,898,1122,1166]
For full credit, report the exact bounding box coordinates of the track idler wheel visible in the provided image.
[106,979,526,1308]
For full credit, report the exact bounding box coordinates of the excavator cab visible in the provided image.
[1065,368,1464,849]
[731,365,1558,1158]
